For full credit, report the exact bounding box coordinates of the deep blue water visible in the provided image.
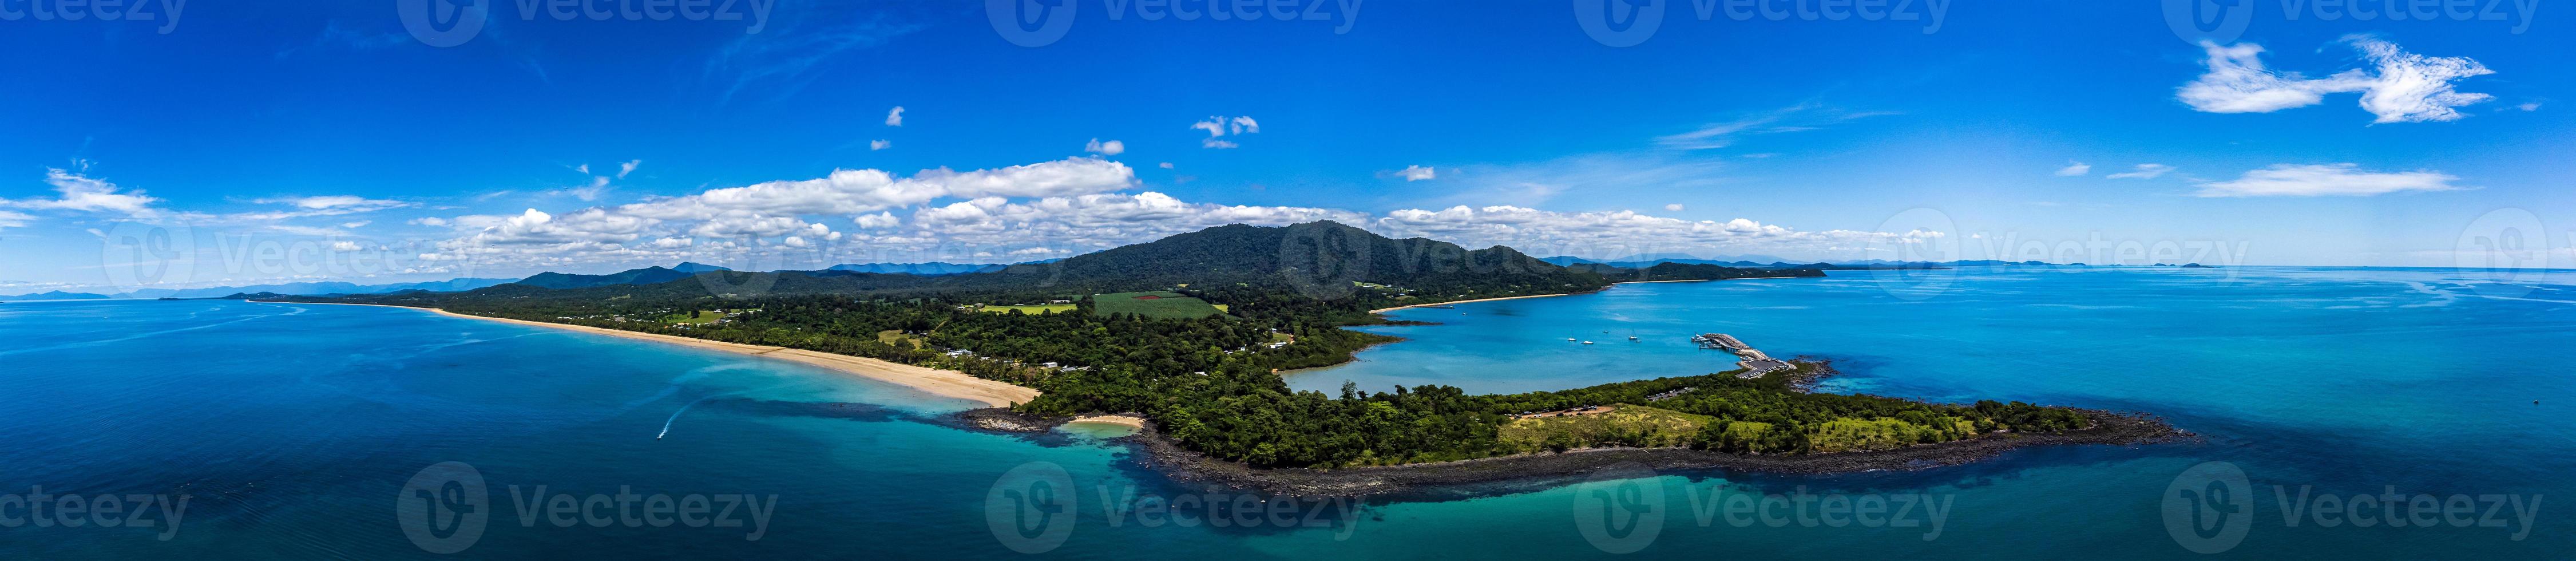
[4,267,2570,558]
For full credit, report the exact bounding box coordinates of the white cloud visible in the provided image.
[854,211,901,229]
[2518,102,2542,112]
[2178,38,2495,123]
[869,139,891,151]
[2,169,167,218]
[1370,205,1907,260]
[2192,163,2462,197]
[1085,138,1125,156]
[2106,164,2175,180]
[618,160,641,179]
[0,210,32,228]
[340,221,371,229]
[1396,165,1437,181]
[330,241,366,251]
[409,216,451,227]
[1656,104,1896,150]
[2055,162,2092,176]
[1664,204,1685,211]
[885,106,905,127]
[1192,116,1258,148]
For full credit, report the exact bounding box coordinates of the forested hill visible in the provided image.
[964,220,1610,300]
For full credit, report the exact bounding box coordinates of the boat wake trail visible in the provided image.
[656,383,803,440]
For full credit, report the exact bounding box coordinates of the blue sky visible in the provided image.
[2,1,2571,293]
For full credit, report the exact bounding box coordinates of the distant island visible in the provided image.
[267,221,2178,494]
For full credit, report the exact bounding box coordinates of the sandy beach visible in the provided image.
[1068,414,1147,429]
[268,302,1038,408]
[1369,294,1571,314]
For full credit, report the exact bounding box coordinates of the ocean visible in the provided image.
[3,266,2568,558]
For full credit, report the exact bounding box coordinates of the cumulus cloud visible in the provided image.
[2191,163,2462,197]
[2178,38,2495,123]
[1396,165,1436,181]
[1085,139,1125,156]
[418,158,1140,267]
[2055,162,2092,176]
[1370,205,1906,259]
[2106,164,2175,180]
[869,139,891,151]
[1664,204,1685,211]
[884,106,904,127]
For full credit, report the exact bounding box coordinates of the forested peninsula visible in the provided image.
[274,221,2177,488]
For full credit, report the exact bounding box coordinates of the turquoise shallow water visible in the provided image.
[5,267,2571,558]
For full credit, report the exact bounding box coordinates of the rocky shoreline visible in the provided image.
[944,405,2190,500]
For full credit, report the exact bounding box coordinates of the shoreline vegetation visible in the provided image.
[960,360,2186,498]
[260,221,2178,496]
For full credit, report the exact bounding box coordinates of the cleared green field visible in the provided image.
[981,304,1076,315]
[1092,291,1227,319]
[1498,404,1713,452]
[663,310,726,325]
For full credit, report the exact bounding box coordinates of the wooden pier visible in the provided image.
[1693,333,1789,378]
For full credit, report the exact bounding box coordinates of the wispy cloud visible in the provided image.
[1656,104,1896,150]
[2193,164,2462,197]
[2055,161,2092,176]
[706,9,923,103]
[2106,164,2175,180]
